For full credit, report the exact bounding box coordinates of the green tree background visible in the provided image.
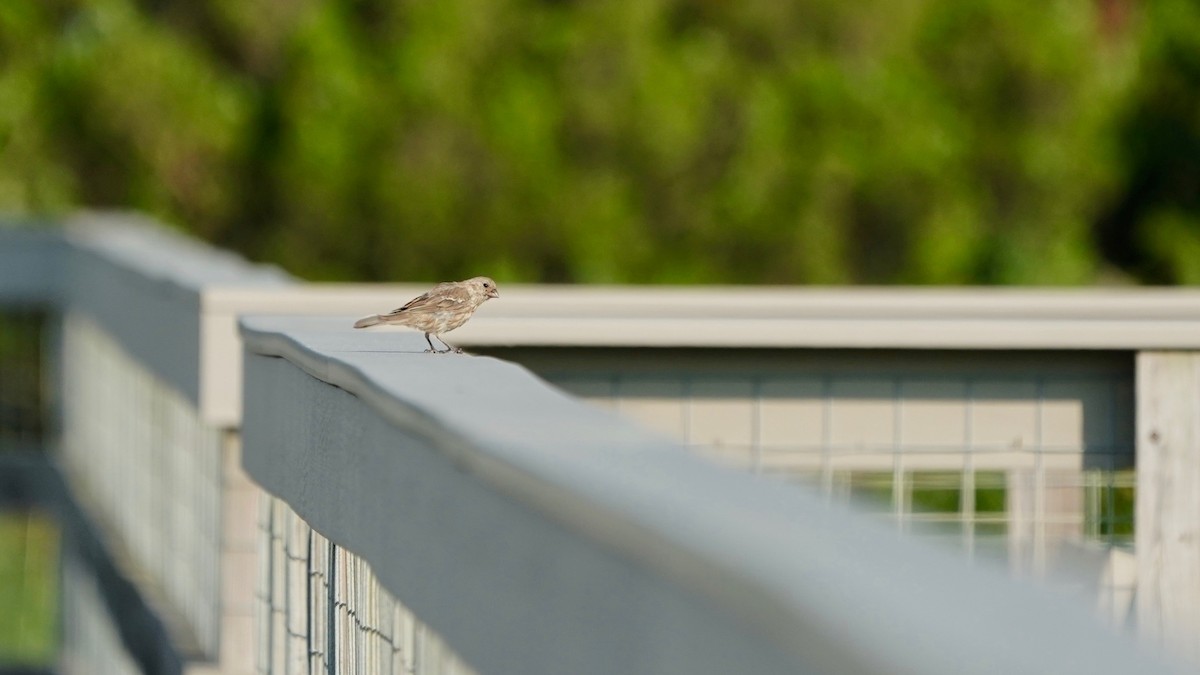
[1,0,1197,284]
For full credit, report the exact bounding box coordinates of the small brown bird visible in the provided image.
[353,277,499,353]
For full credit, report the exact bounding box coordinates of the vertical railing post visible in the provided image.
[1135,351,1200,666]
[221,431,260,673]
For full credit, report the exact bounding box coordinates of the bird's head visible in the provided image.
[470,276,500,300]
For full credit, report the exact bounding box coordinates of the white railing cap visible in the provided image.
[222,283,1200,350]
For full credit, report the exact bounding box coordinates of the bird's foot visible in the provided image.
[424,348,437,353]
[452,347,465,354]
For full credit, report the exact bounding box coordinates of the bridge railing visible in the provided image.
[237,314,1177,675]
[1,212,1195,674]
[0,213,292,675]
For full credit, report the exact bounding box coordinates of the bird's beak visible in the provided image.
[488,288,500,299]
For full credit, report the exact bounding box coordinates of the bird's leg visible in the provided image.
[432,335,459,354]
[423,332,437,353]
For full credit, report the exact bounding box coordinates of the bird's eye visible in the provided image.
[483,282,490,288]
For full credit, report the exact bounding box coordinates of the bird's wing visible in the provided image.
[383,283,468,316]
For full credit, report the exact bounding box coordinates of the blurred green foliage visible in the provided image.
[0,0,1196,284]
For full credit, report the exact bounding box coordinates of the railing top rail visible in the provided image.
[239,314,1179,675]
[218,283,1200,350]
[0,219,68,305]
[62,211,293,291]
[0,212,292,302]
[216,281,1200,312]
[2,213,294,424]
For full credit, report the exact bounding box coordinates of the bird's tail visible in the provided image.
[353,314,383,329]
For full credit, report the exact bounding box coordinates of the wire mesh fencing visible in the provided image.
[548,365,1138,626]
[259,496,477,675]
[0,311,45,453]
[58,312,223,659]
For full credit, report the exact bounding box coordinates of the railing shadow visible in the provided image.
[0,453,183,675]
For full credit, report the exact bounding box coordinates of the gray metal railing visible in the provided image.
[3,212,1199,673]
[0,214,291,675]
[238,316,1178,675]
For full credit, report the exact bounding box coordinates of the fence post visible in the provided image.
[1136,351,1200,666]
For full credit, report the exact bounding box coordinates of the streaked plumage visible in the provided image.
[353,277,499,353]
